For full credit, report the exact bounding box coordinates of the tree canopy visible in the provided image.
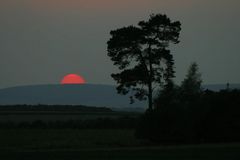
[107,14,181,110]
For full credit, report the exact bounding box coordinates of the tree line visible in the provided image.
[135,64,240,144]
[0,117,138,129]
[0,104,112,112]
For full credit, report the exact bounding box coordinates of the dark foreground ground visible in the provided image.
[0,129,239,160]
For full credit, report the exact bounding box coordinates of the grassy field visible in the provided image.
[0,129,142,151]
[0,129,239,160]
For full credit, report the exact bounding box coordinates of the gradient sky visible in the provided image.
[0,0,239,88]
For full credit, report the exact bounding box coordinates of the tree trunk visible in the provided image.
[148,44,153,111]
[148,82,153,111]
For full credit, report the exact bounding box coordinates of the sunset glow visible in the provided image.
[61,74,86,85]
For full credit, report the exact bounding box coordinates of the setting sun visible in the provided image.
[61,74,86,85]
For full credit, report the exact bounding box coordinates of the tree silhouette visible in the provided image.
[180,62,202,103]
[107,14,181,110]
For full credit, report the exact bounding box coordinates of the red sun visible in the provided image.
[61,74,86,85]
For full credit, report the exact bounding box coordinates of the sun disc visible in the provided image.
[61,74,86,85]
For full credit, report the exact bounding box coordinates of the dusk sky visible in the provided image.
[0,0,239,88]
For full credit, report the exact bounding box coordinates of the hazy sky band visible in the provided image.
[0,0,239,88]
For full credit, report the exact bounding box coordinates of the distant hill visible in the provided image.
[203,83,240,91]
[0,84,147,110]
[0,104,113,112]
[0,83,239,111]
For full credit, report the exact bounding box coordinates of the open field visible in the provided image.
[0,105,239,160]
[0,129,240,160]
[0,129,142,151]
[2,145,239,160]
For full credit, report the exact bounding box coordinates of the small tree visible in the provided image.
[180,62,202,103]
[107,14,181,111]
